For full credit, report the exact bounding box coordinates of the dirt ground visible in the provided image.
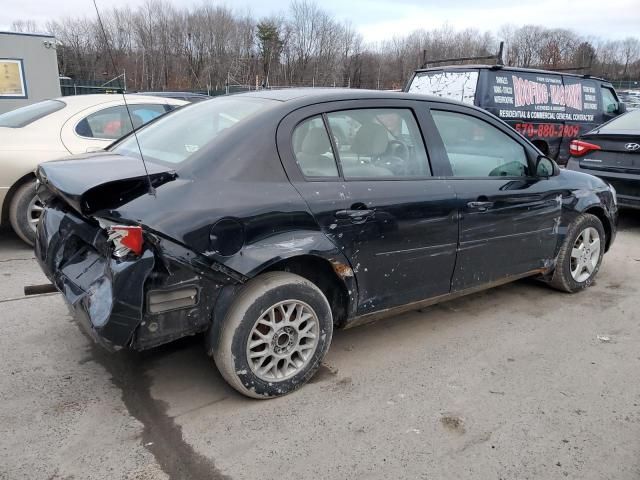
[1,213,639,480]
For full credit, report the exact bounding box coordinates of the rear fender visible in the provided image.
[221,230,359,316]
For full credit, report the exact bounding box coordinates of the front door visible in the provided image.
[429,107,561,291]
[278,101,459,314]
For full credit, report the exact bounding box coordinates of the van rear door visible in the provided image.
[406,69,479,105]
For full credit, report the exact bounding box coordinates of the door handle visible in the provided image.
[466,201,494,212]
[335,209,374,223]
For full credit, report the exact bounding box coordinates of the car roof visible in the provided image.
[412,64,609,83]
[54,94,187,108]
[235,87,465,106]
[137,91,210,97]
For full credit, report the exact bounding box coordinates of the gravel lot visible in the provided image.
[1,213,639,480]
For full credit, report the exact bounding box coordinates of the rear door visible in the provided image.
[278,99,459,314]
[427,103,561,291]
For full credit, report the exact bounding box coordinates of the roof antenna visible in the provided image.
[91,0,155,196]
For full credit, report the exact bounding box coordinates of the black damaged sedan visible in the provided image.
[35,89,617,398]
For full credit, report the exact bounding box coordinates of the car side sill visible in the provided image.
[345,268,548,329]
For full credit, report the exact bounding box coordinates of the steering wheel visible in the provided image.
[387,140,409,160]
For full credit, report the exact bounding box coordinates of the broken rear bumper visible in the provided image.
[35,207,155,350]
[35,205,240,351]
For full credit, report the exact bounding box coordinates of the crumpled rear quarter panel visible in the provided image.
[35,204,239,351]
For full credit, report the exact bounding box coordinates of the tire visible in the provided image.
[9,180,41,246]
[213,272,333,399]
[549,213,605,293]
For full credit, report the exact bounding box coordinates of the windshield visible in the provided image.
[111,96,276,164]
[599,110,640,132]
[0,99,66,128]
[408,71,478,104]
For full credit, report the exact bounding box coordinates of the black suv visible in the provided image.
[35,89,617,398]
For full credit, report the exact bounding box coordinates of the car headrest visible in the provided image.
[301,128,330,155]
[352,123,388,156]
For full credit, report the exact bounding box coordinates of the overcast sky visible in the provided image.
[1,0,639,43]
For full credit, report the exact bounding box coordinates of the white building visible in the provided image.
[0,31,61,114]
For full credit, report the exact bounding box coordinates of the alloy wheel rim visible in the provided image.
[246,299,319,382]
[27,196,44,233]
[570,227,600,282]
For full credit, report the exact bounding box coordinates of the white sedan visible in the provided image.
[0,94,187,245]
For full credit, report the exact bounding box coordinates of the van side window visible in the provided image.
[601,87,619,114]
[292,116,339,178]
[432,110,529,178]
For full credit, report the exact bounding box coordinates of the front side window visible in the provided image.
[292,116,339,177]
[432,110,529,177]
[0,99,65,128]
[326,108,430,178]
[601,87,619,114]
[76,104,168,140]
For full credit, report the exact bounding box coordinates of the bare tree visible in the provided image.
[11,1,640,92]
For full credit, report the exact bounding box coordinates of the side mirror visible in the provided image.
[536,155,559,178]
[618,102,627,114]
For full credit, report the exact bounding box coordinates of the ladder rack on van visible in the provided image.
[420,42,504,69]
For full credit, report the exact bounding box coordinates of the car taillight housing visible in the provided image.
[108,225,144,258]
[569,139,601,157]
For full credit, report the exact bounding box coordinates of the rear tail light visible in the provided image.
[108,225,144,258]
[569,139,601,157]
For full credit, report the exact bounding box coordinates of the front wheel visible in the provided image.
[550,213,605,293]
[213,272,333,399]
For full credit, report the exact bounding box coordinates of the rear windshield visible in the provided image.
[599,110,640,132]
[111,96,275,164]
[0,99,66,128]
[408,71,478,104]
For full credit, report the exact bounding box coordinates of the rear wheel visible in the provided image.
[550,213,605,292]
[213,272,333,399]
[9,180,41,246]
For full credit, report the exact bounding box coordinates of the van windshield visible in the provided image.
[408,71,478,105]
[111,96,276,164]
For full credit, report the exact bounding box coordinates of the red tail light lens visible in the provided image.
[108,225,143,257]
[569,140,601,157]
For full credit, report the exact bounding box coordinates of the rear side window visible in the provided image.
[326,108,431,178]
[292,116,339,177]
[111,97,275,164]
[408,71,478,105]
[76,104,168,140]
[432,110,529,177]
[0,99,65,128]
